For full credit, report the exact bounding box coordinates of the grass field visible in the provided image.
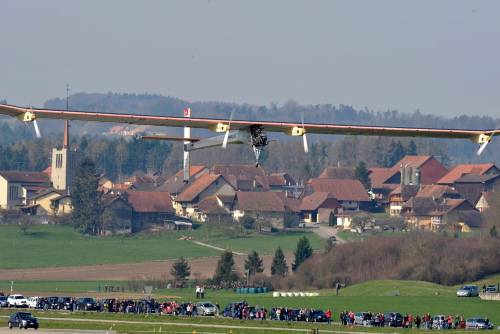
[0,224,324,269]
[1,279,499,324]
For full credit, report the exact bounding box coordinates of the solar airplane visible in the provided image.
[0,103,498,182]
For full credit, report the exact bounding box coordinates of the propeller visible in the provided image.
[222,109,235,149]
[301,113,308,153]
[33,119,42,139]
[476,125,499,156]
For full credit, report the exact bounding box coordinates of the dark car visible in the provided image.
[39,297,59,310]
[8,312,39,329]
[310,310,328,322]
[384,312,403,327]
[75,298,99,311]
[0,296,8,308]
[57,297,72,310]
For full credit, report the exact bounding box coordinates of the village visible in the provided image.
[0,120,497,236]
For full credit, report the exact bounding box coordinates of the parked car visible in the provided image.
[75,297,99,311]
[57,297,72,310]
[39,297,59,310]
[457,285,479,297]
[466,317,494,330]
[195,302,218,316]
[7,312,39,329]
[354,312,373,326]
[26,297,41,309]
[7,295,28,308]
[309,310,328,322]
[0,296,8,308]
[384,312,403,327]
[485,285,498,293]
[432,315,447,329]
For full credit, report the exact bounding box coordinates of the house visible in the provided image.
[335,209,373,230]
[452,174,500,205]
[196,195,232,223]
[319,166,355,179]
[0,171,50,209]
[299,192,340,224]
[414,184,461,200]
[157,165,208,195]
[437,163,499,185]
[402,197,479,231]
[29,189,73,216]
[388,185,419,216]
[211,165,269,191]
[125,191,176,232]
[369,156,448,201]
[267,173,300,197]
[173,173,235,218]
[232,191,285,228]
[305,178,371,210]
[100,193,133,236]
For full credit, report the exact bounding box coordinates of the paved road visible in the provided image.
[311,224,346,244]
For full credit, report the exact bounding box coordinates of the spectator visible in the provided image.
[325,309,332,325]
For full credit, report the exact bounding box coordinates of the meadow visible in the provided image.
[0,224,324,269]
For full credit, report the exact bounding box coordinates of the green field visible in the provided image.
[0,224,324,269]
[1,279,499,324]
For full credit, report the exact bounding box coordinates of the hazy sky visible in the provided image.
[2,0,500,117]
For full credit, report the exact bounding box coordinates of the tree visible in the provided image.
[292,236,313,272]
[490,225,498,238]
[271,247,288,276]
[72,158,101,235]
[351,212,373,232]
[18,215,33,235]
[245,250,264,276]
[171,257,191,286]
[213,251,238,283]
[355,161,371,189]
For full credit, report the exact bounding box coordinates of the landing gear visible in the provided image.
[249,125,268,167]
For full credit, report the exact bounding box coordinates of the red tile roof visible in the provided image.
[175,173,223,202]
[234,191,285,212]
[437,164,497,185]
[307,179,371,202]
[212,164,269,190]
[42,166,52,178]
[197,196,229,215]
[390,155,433,171]
[174,165,207,178]
[416,185,460,199]
[0,171,50,184]
[267,174,287,186]
[126,191,174,213]
[299,192,340,211]
[369,168,395,188]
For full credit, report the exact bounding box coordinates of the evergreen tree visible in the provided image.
[355,161,371,189]
[407,140,418,155]
[171,257,191,286]
[490,225,498,238]
[271,247,288,276]
[213,251,238,283]
[244,250,264,276]
[292,236,313,272]
[72,158,101,235]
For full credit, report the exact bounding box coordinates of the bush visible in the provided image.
[289,232,500,288]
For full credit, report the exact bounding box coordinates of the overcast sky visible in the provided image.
[2,0,500,117]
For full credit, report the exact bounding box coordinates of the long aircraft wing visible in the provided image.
[0,103,498,142]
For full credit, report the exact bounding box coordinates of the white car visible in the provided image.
[26,297,41,308]
[7,295,28,308]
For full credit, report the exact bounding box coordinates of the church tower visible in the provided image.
[51,121,73,191]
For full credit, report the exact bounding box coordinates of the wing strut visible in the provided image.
[183,108,191,183]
